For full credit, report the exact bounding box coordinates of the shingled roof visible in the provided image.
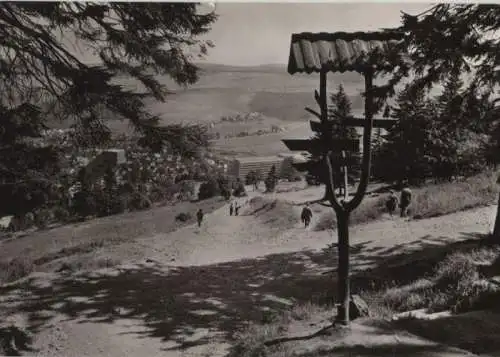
[288,31,405,75]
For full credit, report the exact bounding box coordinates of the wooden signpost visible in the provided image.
[283,31,404,326]
[283,62,399,325]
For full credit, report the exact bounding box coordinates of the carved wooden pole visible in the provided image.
[287,65,377,325]
[321,67,375,325]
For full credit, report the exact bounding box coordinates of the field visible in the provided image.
[58,63,368,157]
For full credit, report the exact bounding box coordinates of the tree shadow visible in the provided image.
[0,325,34,356]
[0,232,489,352]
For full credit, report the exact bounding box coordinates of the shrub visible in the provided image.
[233,179,247,197]
[127,191,153,211]
[198,178,220,200]
[52,206,70,223]
[72,190,97,218]
[175,212,192,222]
[279,157,300,181]
[22,212,35,229]
[34,208,53,228]
[217,175,235,199]
[180,180,196,201]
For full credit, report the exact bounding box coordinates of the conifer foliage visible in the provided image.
[0,2,217,184]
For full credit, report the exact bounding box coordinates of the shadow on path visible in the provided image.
[0,233,489,353]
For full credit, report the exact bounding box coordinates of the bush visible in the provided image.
[175,212,192,222]
[34,208,53,228]
[217,175,236,200]
[233,179,247,197]
[280,157,300,181]
[52,206,70,223]
[22,212,35,229]
[72,190,97,218]
[179,180,196,201]
[198,178,221,200]
[127,191,153,211]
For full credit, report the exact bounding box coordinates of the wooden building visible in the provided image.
[227,156,284,180]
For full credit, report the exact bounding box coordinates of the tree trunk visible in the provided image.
[493,192,500,240]
[336,210,350,325]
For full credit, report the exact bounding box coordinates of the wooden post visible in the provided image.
[336,209,350,323]
[287,65,379,326]
[319,70,327,122]
[336,68,375,325]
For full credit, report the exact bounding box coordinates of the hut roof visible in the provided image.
[235,156,282,164]
[288,31,405,74]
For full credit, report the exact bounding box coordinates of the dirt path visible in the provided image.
[0,200,497,357]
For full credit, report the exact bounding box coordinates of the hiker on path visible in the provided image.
[229,202,234,216]
[196,208,204,227]
[400,183,412,218]
[301,204,313,228]
[386,190,399,217]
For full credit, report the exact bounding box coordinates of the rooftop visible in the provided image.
[288,31,405,74]
[234,156,283,164]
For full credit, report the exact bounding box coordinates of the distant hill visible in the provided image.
[47,62,411,132]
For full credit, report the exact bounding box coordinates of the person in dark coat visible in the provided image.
[400,183,412,218]
[301,204,313,228]
[386,190,398,217]
[229,202,234,216]
[235,204,240,216]
[196,208,204,227]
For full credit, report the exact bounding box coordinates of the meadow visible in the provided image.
[68,63,368,157]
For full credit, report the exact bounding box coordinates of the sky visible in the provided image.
[199,2,433,66]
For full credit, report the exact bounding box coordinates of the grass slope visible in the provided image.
[0,197,225,284]
[315,171,499,231]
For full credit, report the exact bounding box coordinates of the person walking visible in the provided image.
[235,204,240,216]
[400,183,412,218]
[386,190,398,217]
[196,208,204,227]
[229,202,234,216]
[301,204,313,228]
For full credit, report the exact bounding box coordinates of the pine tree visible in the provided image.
[328,84,358,141]
[382,3,500,265]
[306,85,360,192]
[436,64,465,128]
[0,3,217,216]
[379,83,436,184]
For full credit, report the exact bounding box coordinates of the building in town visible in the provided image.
[227,156,285,181]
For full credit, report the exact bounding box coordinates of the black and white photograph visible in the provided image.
[0,1,499,356]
